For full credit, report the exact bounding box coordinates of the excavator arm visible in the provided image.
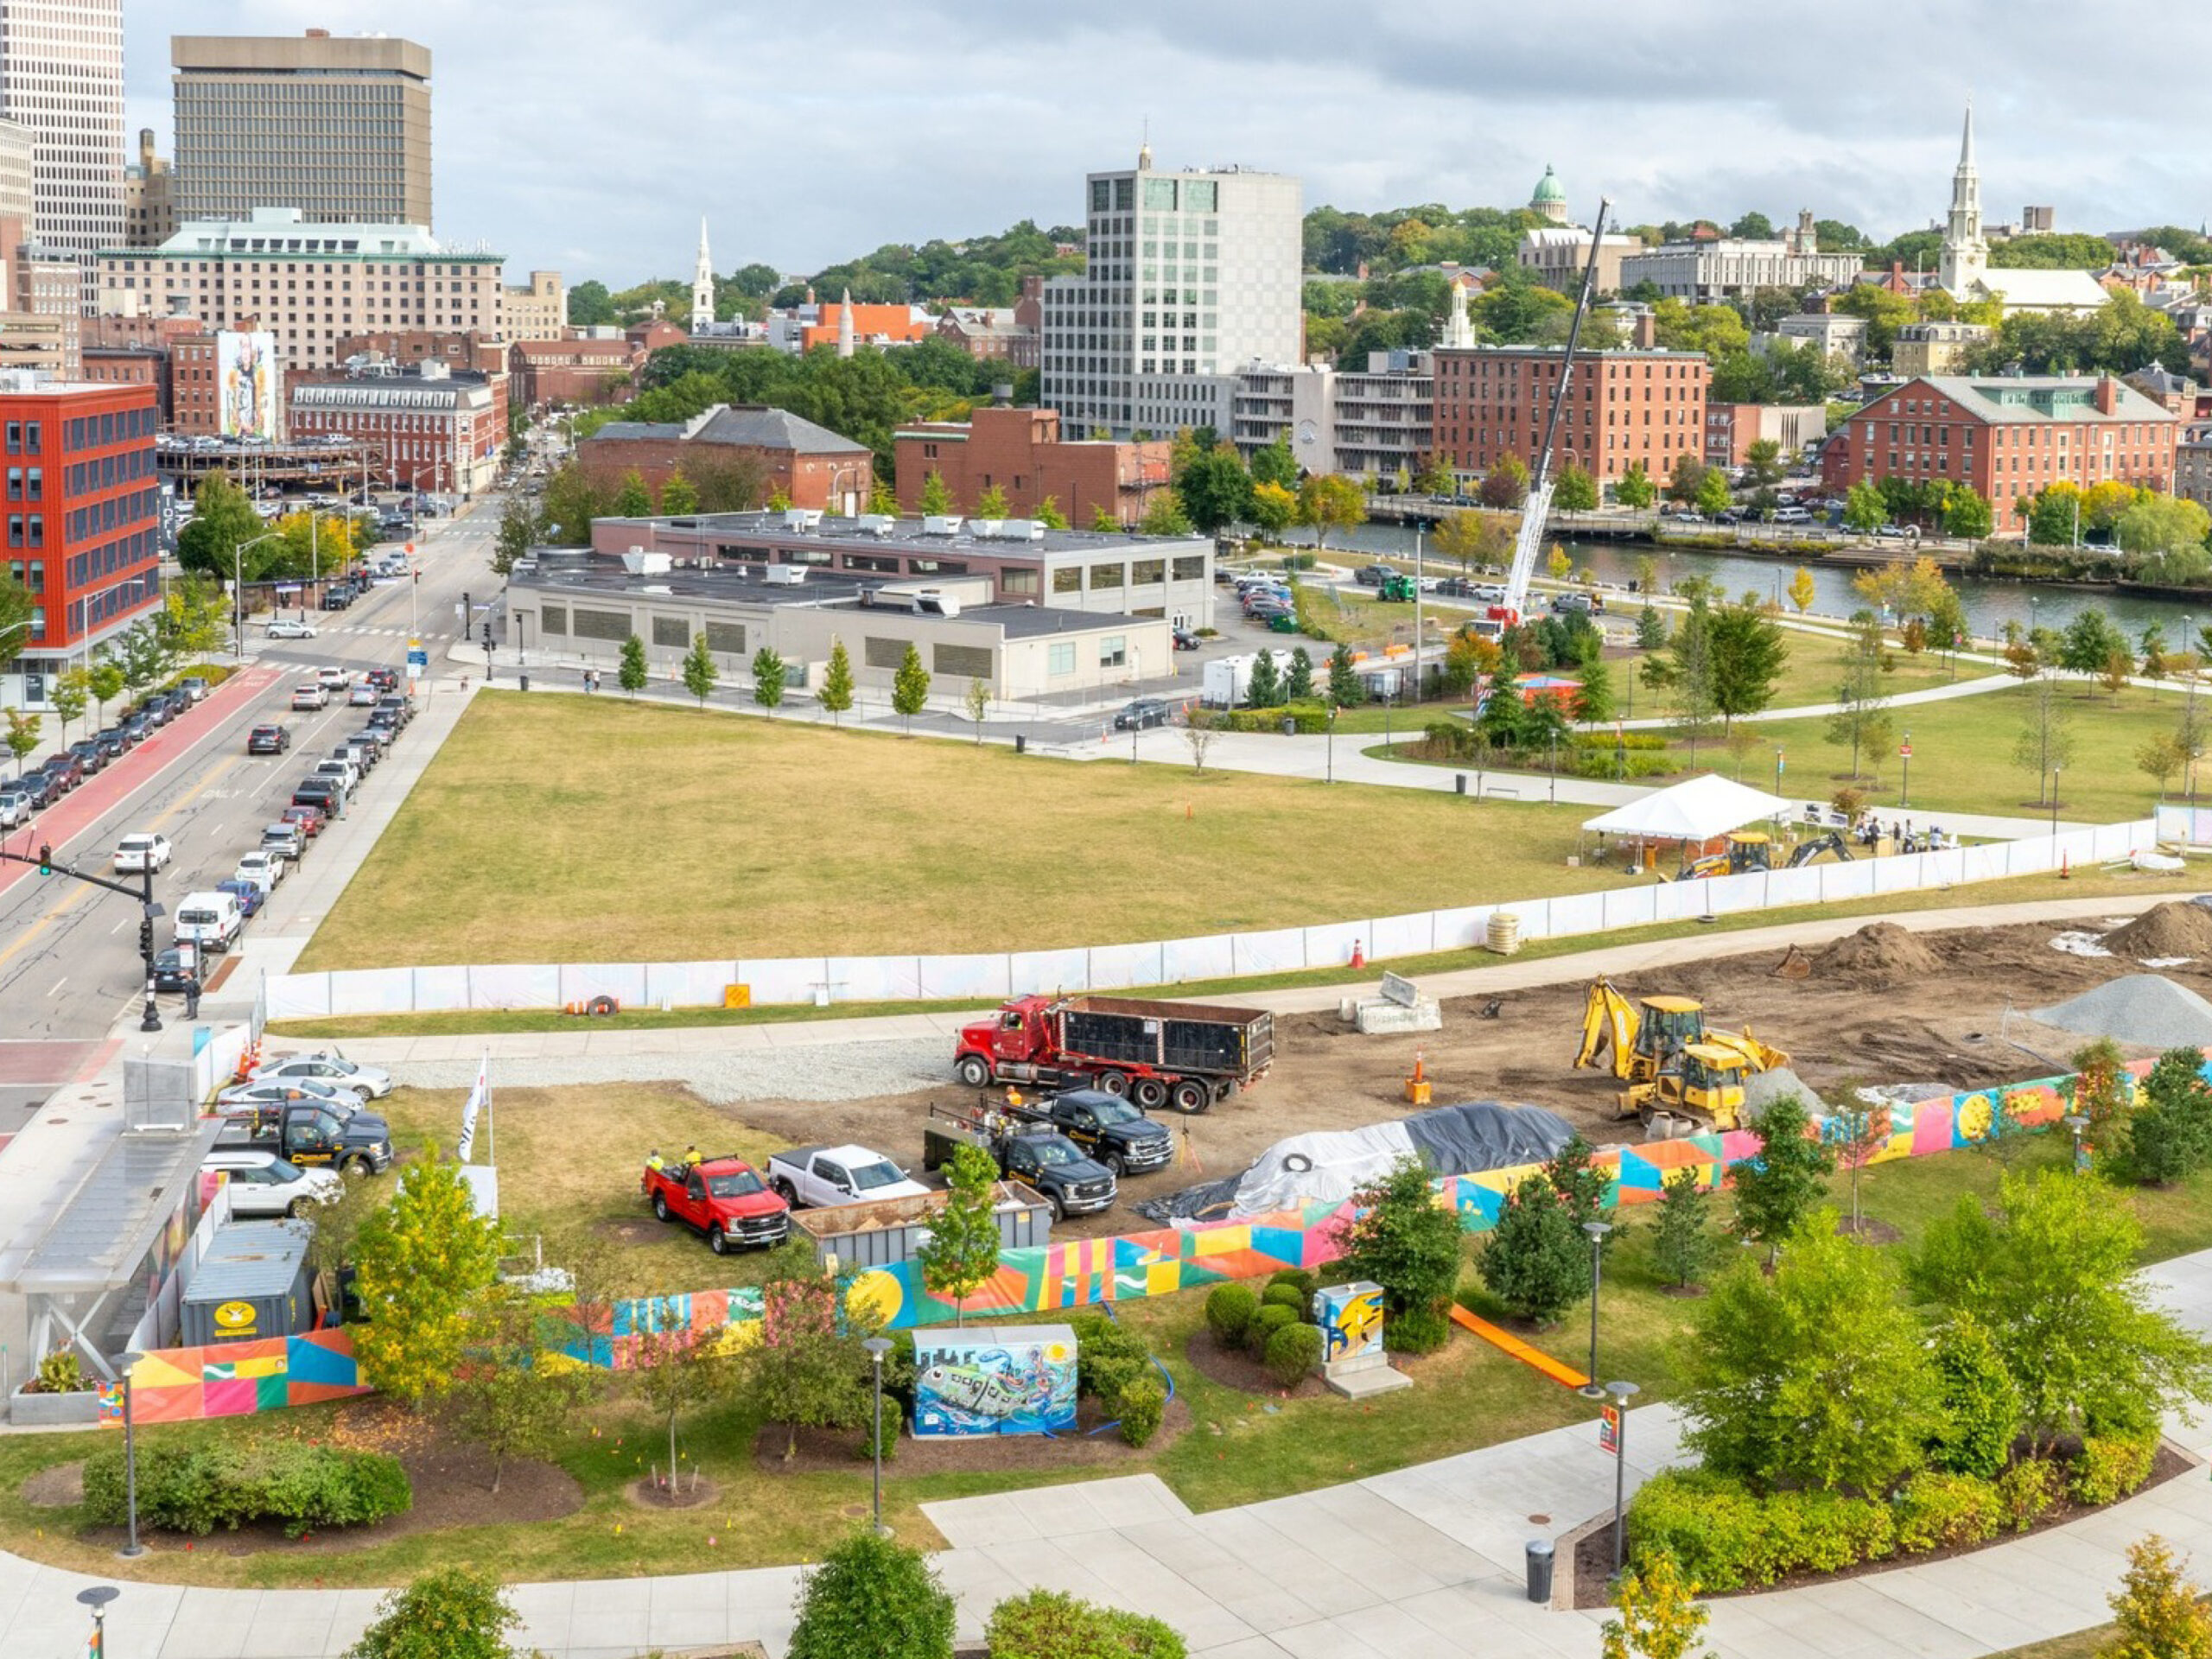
[1703,1027,1792,1075]
[1575,978,1642,1079]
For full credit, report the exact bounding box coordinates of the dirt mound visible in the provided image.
[1815,923,1942,987]
[2035,975,2212,1049]
[2104,902,2212,962]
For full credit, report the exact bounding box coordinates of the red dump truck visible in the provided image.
[952,994,1274,1114]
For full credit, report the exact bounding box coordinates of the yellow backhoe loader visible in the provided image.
[1573,977,1790,1128]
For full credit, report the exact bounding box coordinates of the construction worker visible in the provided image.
[679,1144,701,1168]
[645,1147,664,1173]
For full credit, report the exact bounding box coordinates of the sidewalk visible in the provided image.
[4,1250,2208,1656]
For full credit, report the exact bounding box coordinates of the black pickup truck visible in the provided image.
[1009,1090,1174,1178]
[922,1103,1117,1222]
[214,1100,393,1176]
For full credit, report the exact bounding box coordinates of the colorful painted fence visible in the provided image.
[111,1058,2135,1415]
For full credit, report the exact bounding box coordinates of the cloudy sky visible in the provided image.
[127,1,2207,284]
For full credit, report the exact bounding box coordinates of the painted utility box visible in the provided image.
[1317,1281,1384,1365]
[912,1324,1078,1438]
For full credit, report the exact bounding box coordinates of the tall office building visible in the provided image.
[0,0,127,294]
[172,29,432,227]
[1040,144,1301,438]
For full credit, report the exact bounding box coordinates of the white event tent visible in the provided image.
[1581,773,1793,844]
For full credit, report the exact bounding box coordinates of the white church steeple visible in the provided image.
[1938,102,1987,296]
[690,217,714,333]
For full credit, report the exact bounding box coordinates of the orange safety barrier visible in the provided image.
[1449,1304,1590,1390]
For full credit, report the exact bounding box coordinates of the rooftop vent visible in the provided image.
[922,515,964,537]
[783,508,823,531]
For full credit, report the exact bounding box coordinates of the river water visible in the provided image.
[1322,521,2196,644]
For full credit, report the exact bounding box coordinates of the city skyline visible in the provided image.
[120,1,2207,284]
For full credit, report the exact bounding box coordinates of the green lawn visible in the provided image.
[296,693,1624,970]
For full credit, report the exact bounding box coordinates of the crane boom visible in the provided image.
[1500,198,1613,626]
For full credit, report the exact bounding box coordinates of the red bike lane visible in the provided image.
[0,664,285,897]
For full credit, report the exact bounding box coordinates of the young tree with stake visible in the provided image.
[917,1144,1002,1325]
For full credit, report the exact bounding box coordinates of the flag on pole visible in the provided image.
[459,1053,488,1163]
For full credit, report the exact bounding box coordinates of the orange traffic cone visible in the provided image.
[1405,1050,1433,1106]
[1351,939,1365,969]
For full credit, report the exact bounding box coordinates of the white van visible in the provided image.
[173,889,245,955]
[1771,506,1813,524]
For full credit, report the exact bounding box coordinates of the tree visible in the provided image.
[1635,603,1668,651]
[868,479,899,517]
[1326,641,1364,708]
[48,666,87,742]
[2062,608,2132,679]
[1138,490,1195,536]
[658,468,699,516]
[1434,507,1510,572]
[1601,1551,1717,1659]
[741,1257,877,1461]
[2105,1535,2212,1659]
[1695,467,1734,518]
[1787,568,1815,613]
[1651,1167,1721,1290]
[1333,1155,1464,1324]
[2012,667,2075,802]
[1245,646,1281,709]
[1729,1095,1835,1261]
[1543,1132,1611,1246]
[1250,433,1298,490]
[752,646,787,717]
[87,657,124,729]
[918,470,953,516]
[1033,494,1069,531]
[1911,1168,2212,1441]
[1090,505,1119,532]
[173,474,264,582]
[1665,601,1720,760]
[986,1588,1187,1659]
[1295,474,1366,546]
[444,1286,591,1494]
[2118,496,2212,571]
[787,1530,956,1659]
[1554,462,1599,512]
[1615,462,1656,510]
[1745,438,1787,486]
[2138,728,2190,798]
[972,482,1011,522]
[344,1567,519,1659]
[2101,643,2135,699]
[1682,1214,1938,1495]
[1706,601,1787,728]
[1842,480,1889,534]
[1176,446,1253,533]
[1827,1088,1893,1231]
[891,642,931,732]
[491,496,539,576]
[1946,486,1994,540]
[3,709,39,777]
[1546,543,1573,582]
[1827,613,1895,779]
[1283,645,1315,702]
[618,633,648,696]
[820,638,855,725]
[2124,1046,2212,1186]
[631,1313,729,1492]
[918,1144,1002,1325]
[1665,453,1707,505]
[680,633,718,706]
[1478,1173,1586,1327]
[1573,658,1616,726]
[352,1150,502,1408]
[2069,1037,2132,1129]
[1248,480,1297,537]
[612,469,653,519]
[159,576,231,663]
[537,463,603,543]
[1479,452,1530,509]
[114,619,170,700]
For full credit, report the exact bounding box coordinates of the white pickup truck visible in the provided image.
[766,1143,931,1210]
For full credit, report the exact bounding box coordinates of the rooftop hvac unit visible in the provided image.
[761,564,806,585]
[912,589,960,617]
[620,550,672,575]
[640,583,674,594]
[783,508,823,531]
[922,515,964,537]
[855,513,897,537]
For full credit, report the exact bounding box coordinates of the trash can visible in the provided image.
[518,673,530,692]
[1524,1538,1554,1604]
[1280,716,1296,736]
[1455,772,1468,796]
[1014,734,1027,754]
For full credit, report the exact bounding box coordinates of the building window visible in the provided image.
[1052,567,1082,594]
[571,606,631,642]
[540,605,568,636]
[704,621,746,655]
[1100,635,1128,669]
[1132,558,1166,586]
[1090,563,1125,589]
[1001,568,1040,597]
[863,636,908,670]
[1172,555,1205,582]
[935,644,993,679]
[652,616,690,648]
[1047,641,1076,676]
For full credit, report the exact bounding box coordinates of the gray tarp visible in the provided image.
[1134,1101,1576,1225]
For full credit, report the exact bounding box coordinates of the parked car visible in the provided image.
[346,681,378,706]
[120,714,152,744]
[640,1155,790,1255]
[92,728,128,760]
[66,739,107,775]
[251,1052,393,1099]
[292,776,343,813]
[14,772,56,810]
[1355,564,1395,586]
[1172,627,1200,652]
[200,1148,343,1219]
[290,683,330,711]
[233,850,285,892]
[1114,697,1172,731]
[215,877,266,918]
[151,944,200,993]
[765,1144,930,1210]
[365,668,398,692]
[215,1076,369,1116]
[314,754,359,792]
[260,822,306,863]
[112,832,173,874]
[281,804,327,838]
[0,785,33,827]
[38,753,83,791]
[173,889,245,955]
[247,723,290,755]
[177,676,211,702]
[320,588,354,612]
[266,619,318,639]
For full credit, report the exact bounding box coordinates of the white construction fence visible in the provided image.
[264,819,2158,1020]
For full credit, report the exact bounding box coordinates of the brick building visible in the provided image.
[1703,402,1828,472]
[893,405,1170,525]
[507,337,645,410]
[0,378,162,710]
[578,404,871,512]
[334,330,506,376]
[933,276,1042,368]
[81,346,168,421]
[1820,375,2181,531]
[287,363,506,495]
[1430,345,1709,483]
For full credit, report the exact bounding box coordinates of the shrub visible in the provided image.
[1384,1306,1451,1354]
[1996,1459,2063,1531]
[1263,1322,1325,1388]
[1625,1469,1898,1591]
[1893,1471,2003,1554]
[1267,1268,1318,1300]
[788,1530,956,1659]
[1929,1313,2023,1480]
[1218,702,1333,734]
[2071,1433,2158,1507]
[1204,1283,1260,1347]
[81,1440,410,1540]
[1260,1283,1308,1313]
[34,1350,87,1394]
[1116,1378,1165,1447]
[346,1566,518,1659]
[1248,1304,1299,1352]
[855,1392,899,1465]
[986,1588,1187,1659]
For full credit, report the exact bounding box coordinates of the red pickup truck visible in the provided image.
[640,1156,791,1255]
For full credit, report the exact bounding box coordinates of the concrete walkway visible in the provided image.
[311,889,2180,1067]
[7,1252,2210,1657]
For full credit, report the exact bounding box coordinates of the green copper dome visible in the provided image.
[1531,165,1567,204]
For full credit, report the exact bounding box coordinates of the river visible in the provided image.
[1319,521,2198,644]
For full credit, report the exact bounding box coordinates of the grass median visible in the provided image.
[295,692,1620,971]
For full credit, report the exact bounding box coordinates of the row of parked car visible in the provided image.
[202,1051,400,1218]
[0,676,213,829]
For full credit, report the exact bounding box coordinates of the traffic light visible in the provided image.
[461,590,471,620]
[137,918,154,959]
[413,567,421,584]
[481,621,493,648]
[36,841,50,875]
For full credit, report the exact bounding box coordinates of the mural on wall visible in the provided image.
[912,1325,1079,1438]
[109,1329,370,1427]
[1317,1281,1384,1366]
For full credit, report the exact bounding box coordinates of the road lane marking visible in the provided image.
[48,976,65,997]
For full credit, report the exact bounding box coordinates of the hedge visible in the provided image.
[81,1440,410,1539]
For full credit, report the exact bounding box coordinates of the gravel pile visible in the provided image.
[1742,1065,1827,1122]
[385,1037,944,1103]
[2034,976,2212,1049]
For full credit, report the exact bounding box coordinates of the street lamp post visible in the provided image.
[1326,702,1339,784]
[514,612,528,668]
[862,1337,892,1536]
[75,1586,118,1650]
[1579,1222,1611,1399]
[2064,1112,2091,1175]
[2050,766,2062,834]
[232,531,284,659]
[1606,1379,1640,1573]
[118,1351,145,1556]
